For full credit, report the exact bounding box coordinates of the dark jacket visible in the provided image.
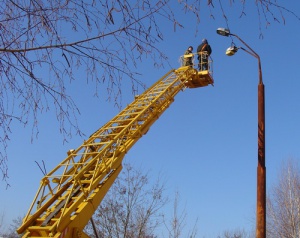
[197,43,212,56]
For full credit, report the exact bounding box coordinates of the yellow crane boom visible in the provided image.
[17,63,213,238]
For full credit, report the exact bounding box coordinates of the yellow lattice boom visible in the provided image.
[17,65,213,238]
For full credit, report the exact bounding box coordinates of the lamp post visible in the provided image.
[216,28,266,238]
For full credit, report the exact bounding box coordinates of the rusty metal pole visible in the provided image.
[257,61,266,238]
[217,29,266,237]
[231,35,266,238]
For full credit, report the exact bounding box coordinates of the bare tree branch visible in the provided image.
[0,0,177,184]
[267,159,300,238]
[84,163,168,237]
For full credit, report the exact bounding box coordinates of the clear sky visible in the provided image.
[1,1,300,237]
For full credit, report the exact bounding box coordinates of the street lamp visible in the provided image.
[216,28,266,238]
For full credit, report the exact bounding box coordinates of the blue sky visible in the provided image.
[1,1,300,237]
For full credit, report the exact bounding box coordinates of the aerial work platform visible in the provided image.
[178,52,214,88]
[176,66,214,88]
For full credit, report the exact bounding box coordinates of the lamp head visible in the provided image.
[225,46,238,56]
[216,28,231,36]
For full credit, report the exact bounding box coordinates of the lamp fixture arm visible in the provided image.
[231,33,263,85]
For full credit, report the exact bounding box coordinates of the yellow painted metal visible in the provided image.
[17,67,213,237]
